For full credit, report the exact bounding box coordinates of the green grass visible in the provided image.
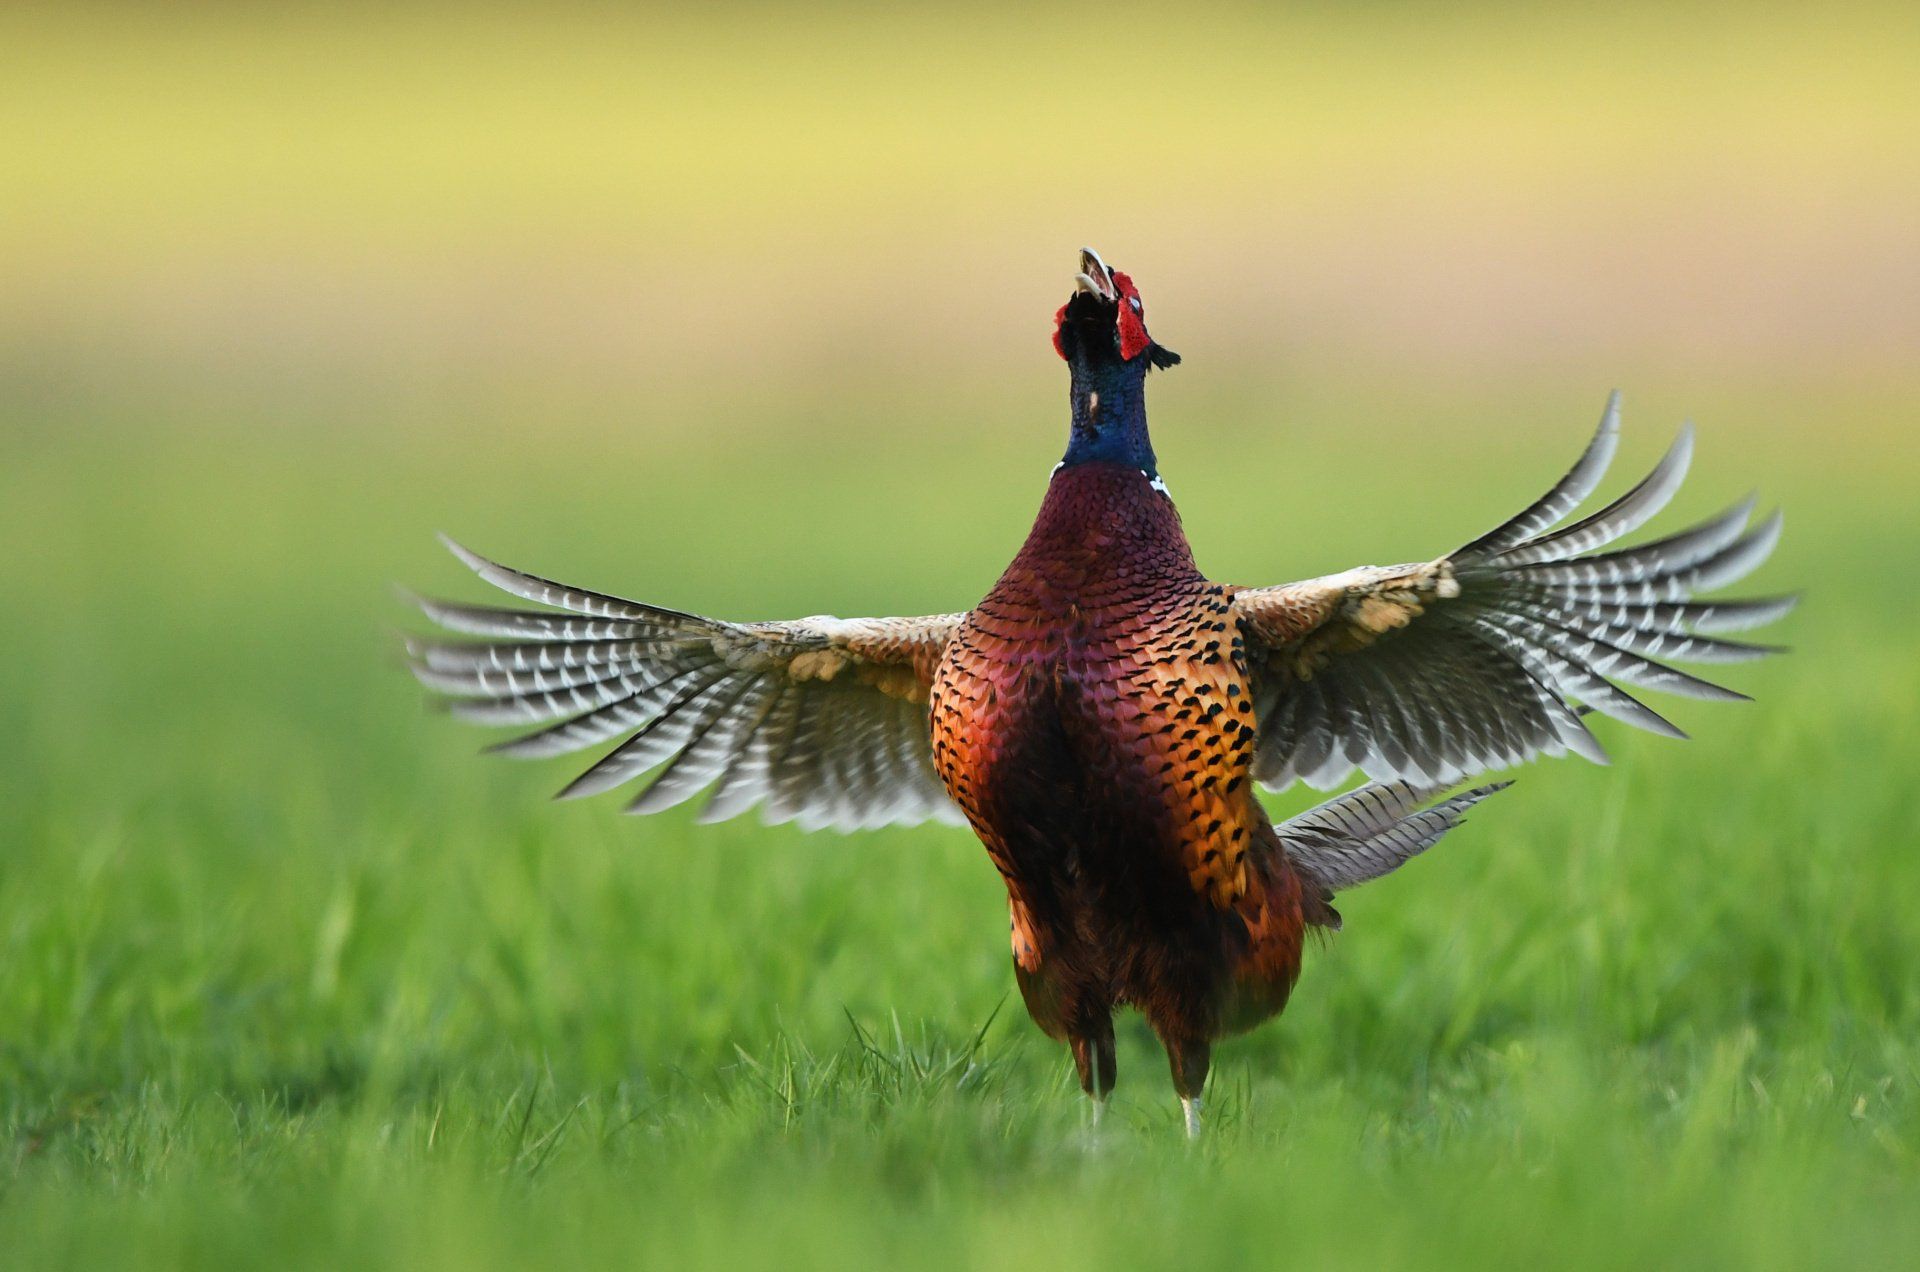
[1,372,1914,1268]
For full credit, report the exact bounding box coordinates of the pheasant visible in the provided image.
[407,248,1791,1137]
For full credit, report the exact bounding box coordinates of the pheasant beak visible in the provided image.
[1073,247,1119,303]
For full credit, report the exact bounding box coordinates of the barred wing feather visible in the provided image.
[407,537,967,831]
[1235,393,1794,791]
[1278,780,1509,896]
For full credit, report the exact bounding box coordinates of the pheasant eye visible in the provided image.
[1129,297,1143,313]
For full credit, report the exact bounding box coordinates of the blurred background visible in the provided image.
[1,4,1917,1265]
[6,4,1916,424]
[5,1,1911,835]
[6,2,1916,550]
[6,0,1913,695]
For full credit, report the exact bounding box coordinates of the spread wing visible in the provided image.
[406,537,966,830]
[1234,393,1795,791]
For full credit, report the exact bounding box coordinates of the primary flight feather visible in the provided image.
[407,248,1791,1136]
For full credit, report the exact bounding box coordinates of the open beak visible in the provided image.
[1073,246,1119,303]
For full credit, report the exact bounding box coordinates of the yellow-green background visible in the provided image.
[2,4,1915,1268]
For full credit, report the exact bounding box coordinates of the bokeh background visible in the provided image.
[2,4,1916,1268]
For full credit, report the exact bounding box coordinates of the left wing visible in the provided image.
[1234,394,1795,791]
[406,537,966,830]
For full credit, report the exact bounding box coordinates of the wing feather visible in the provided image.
[406,539,964,829]
[1280,780,1510,896]
[1235,398,1791,791]
[1453,390,1620,559]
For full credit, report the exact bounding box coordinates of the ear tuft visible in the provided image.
[1147,343,1181,370]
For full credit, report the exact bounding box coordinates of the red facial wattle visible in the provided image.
[1112,270,1151,362]
[1052,272,1153,363]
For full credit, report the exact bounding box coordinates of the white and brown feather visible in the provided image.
[406,537,965,830]
[1276,779,1508,900]
[1234,392,1793,791]
[406,396,1790,867]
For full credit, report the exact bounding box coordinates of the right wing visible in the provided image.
[406,537,967,831]
[1234,394,1795,791]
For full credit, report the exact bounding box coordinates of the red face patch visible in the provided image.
[1112,271,1151,362]
[1052,275,1152,362]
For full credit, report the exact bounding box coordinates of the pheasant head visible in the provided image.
[1052,247,1180,474]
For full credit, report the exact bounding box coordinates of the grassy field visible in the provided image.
[2,371,1916,1268]
[4,3,1918,1267]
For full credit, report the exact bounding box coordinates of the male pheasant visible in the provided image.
[408,248,1790,1136]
